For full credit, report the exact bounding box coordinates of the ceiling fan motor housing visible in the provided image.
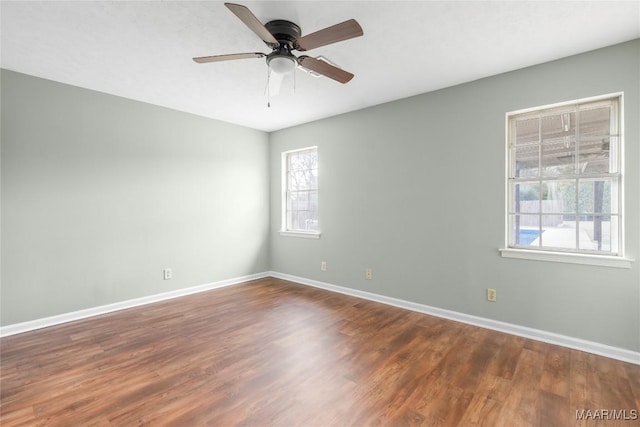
[264,20,301,46]
[265,20,301,72]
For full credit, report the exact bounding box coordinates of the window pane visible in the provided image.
[288,169,318,191]
[514,144,539,178]
[510,182,540,213]
[540,218,576,250]
[287,171,296,191]
[542,112,576,142]
[578,136,611,174]
[509,214,540,247]
[286,192,293,210]
[287,171,303,191]
[578,106,612,174]
[540,208,564,227]
[288,153,300,171]
[295,191,309,211]
[542,180,576,213]
[514,117,539,145]
[578,179,615,214]
[290,192,299,211]
[309,190,318,213]
[541,112,576,176]
[288,152,306,171]
[286,211,295,230]
[294,150,318,171]
[305,169,318,190]
[578,215,613,253]
[541,137,576,176]
[579,106,610,138]
[299,210,318,231]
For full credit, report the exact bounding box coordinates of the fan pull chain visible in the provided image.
[266,67,271,108]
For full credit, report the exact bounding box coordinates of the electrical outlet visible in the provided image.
[163,268,172,280]
[365,268,373,280]
[487,288,497,302]
[321,261,327,271]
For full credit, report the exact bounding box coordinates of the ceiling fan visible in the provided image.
[193,3,363,85]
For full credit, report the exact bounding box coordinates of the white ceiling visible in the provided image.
[2,1,639,132]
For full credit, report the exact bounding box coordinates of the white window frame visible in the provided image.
[280,146,320,239]
[500,93,633,268]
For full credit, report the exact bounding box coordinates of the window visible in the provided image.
[503,94,630,267]
[281,147,319,237]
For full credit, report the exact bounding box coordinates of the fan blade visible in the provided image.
[225,3,279,47]
[298,56,354,84]
[193,52,266,63]
[294,19,363,51]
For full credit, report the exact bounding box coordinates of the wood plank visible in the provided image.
[494,348,544,427]
[457,373,512,426]
[625,362,640,409]
[570,350,591,427]
[540,345,571,397]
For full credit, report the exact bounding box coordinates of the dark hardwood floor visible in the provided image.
[1,277,638,426]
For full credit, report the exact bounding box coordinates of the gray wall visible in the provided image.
[269,40,640,352]
[1,69,270,325]
[2,41,638,353]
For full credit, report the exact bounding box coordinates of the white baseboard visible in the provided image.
[268,271,640,365]
[3,271,638,365]
[0,272,270,338]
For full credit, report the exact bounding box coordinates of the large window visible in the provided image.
[282,147,319,237]
[505,94,626,262]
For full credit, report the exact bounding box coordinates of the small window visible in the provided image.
[505,95,624,258]
[282,147,319,237]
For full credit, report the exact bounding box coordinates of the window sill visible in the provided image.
[499,248,634,269]
[279,230,321,239]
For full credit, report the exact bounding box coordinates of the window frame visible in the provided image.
[280,146,320,239]
[500,93,633,268]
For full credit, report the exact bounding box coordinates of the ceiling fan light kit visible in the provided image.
[267,55,296,75]
[193,2,363,97]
